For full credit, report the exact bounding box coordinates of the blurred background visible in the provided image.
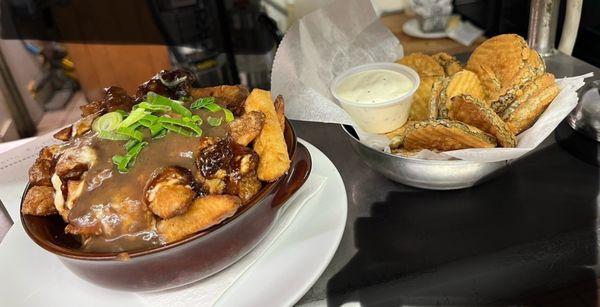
[0,0,596,142]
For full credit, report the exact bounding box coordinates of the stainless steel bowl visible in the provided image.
[342,125,509,190]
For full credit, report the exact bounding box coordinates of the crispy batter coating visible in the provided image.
[29,158,53,187]
[191,85,250,115]
[432,52,462,76]
[505,80,560,134]
[397,53,445,77]
[145,166,196,219]
[157,195,241,243]
[228,111,265,146]
[55,146,97,180]
[448,95,516,147]
[244,89,290,182]
[466,34,531,102]
[22,186,57,216]
[274,95,285,130]
[53,126,72,141]
[428,77,448,119]
[53,114,97,141]
[387,121,419,149]
[501,73,556,120]
[438,70,486,118]
[409,76,436,121]
[403,120,497,151]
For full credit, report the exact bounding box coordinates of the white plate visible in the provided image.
[0,139,347,307]
[402,18,448,39]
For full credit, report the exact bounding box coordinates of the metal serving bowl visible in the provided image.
[342,125,509,190]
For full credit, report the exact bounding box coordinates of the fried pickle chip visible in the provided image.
[432,52,462,76]
[501,73,556,120]
[504,77,560,134]
[386,121,419,149]
[397,53,444,77]
[466,34,531,101]
[448,95,516,147]
[157,195,241,243]
[428,77,448,119]
[438,70,485,118]
[403,120,497,151]
[408,76,436,121]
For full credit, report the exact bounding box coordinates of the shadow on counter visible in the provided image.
[326,121,599,306]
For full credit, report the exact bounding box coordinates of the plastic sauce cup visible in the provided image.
[330,63,420,134]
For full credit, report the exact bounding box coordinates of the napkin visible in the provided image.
[139,173,326,307]
[271,0,593,163]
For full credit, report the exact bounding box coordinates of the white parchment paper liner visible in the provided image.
[271,0,593,163]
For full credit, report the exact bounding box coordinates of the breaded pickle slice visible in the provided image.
[466,34,530,101]
[448,94,516,147]
[438,70,486,118]
[403,120,497,151]
[397,53,445,77]
[409,76,437,121]
[504,76,560,134]
[432,52,462,76]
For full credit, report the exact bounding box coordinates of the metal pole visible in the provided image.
[528,0,561,57]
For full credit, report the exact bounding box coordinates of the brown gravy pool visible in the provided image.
[66,110,227,253]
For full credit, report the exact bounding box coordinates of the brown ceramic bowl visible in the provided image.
[20,119,311,292]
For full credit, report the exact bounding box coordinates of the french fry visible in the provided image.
[158,195,241,243]
[244,89,291,182]
[274,95,285,130]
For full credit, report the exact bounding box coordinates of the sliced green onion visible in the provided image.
[190,97,215,110]
[153,128,167,139]
[191,115,201,123]
[161,123,195,137]
[92,112,123,132]
[222,108,234,122]
[112,141,148,173]
[119,108,149,128]
[158,117,203,136]
[115,110,129,117]
[207,116,223,127]
[146,92,192,118]
[204,103,222,112]
[115,126,144,142]
[98,130,130,141]
[124,139,138,151]
[148,123,165,136]
[134,102,171,113]
[139,114,159,127]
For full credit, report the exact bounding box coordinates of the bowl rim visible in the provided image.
[341,124,509,165]
[21,119,299,261]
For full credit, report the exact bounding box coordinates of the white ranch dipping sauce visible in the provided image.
[335,69,414,104]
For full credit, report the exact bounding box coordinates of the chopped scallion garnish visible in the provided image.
[92,112,123,133]
[119,108,149,128]
[207,116,223,127]
[146,92,192,118]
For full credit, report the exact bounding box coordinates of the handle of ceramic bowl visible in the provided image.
[271,142,312,209]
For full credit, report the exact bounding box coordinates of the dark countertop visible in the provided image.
[294,52,600,306]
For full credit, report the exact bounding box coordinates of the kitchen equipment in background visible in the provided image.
[411,0,452,33]
[568,80,600,142]
[148,0,279,89]
[24,41,79,111]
